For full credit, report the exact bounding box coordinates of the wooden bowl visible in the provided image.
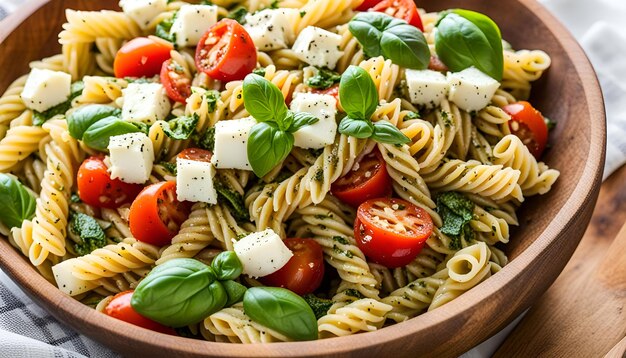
[0,0,606,356]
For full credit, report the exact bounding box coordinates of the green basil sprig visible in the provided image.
[162,114,199,140]
[243,74,319,177]
[82,116,142,151]
[435,9,504,81]
[243,287,318,341]
[436,191,475,250]
[131,253,245,327]
[0,174,36,229]
[67,104,121,140]
[338,66,409,145]
[70,212,106,256]
[348,12,430,70]
[306,67,341,90]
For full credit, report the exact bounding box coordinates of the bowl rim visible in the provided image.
[0,0,606,356]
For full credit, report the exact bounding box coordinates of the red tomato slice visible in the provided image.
[114,37,172,78]
[195,19,257,82]
[355,0,382,11]
[105,290,176,335]
[355,198,433,268]
[260,238,325,295]
[128,181,191,246]
[331,150,392,207]
[177,148,213,162]
[77,156,143,209]
[371,0,424,31]
[160,59,191,103]
[503,101,549,159]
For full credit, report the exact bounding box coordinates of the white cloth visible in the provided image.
[0,0,625,357]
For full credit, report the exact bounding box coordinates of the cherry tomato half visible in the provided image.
[371,0,424,31]
[77,156,143,209]
[104,290,176,335]
[260,238,325,295]
[160,58,192,103]
[128,181,191,246]
[355,198,433,268]
[503,101,549,159]
[331,150,392,207]
[177,148,213,162]
[195,19,257,82]
[114,37,172,78]
[355,0,382,12]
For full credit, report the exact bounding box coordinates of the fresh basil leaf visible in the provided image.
[132,258,227,327]
[82,116,141,151]
[193,126,215,151]
[70,193,81,203]
[210,251,243,281]
[380,22,430,69]
[289,111,319,133]
[155,12,177,43]
[306,67,341,90]
[338,117,374,139]
[33,81,85,126]
[227,6,248,24]
[214,180,249,221]
[0,174,36,229]
[222,280,247,307]
[67,104,121,140]
[201,89,221,113]
[70,212,106,256]
[252,67,266,77]
[436,192,475,250]
[303,294,333,320]
[435,11,503,81]
[247,122,294,177]
[242,74,288,124]
[339,66,379,120]
[159,161,177,175]
[348,12,391,57]
[162,114,199,140]
[243,287,318,341]
[371,121,410,144]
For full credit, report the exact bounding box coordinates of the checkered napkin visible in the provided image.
[1,0,625,357]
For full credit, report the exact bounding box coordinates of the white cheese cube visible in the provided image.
[121,83,170,124]
[176,157,218,204]
[447,67,500,112]
[20,68,71,112]
[52,259,99,296]
[107,132,154,184]
[119,0,167,29]
[171,4,218,47]
[292,26,343,70]
[212,117,256,170]
[405,69,450,108]
[244,9,299,51]
[290,92,337,149]
[233,229,293,278]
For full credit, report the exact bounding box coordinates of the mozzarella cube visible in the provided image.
[244,9,299,51]
[121,83,170,124]
[20,68,71,112]
[176,157,218,204]
[119,0,167,29]
[405,69,450,108]
[447,67,500,112]
[52,259,99,296]
[290,92,337,149]
[292,26,343,70]
[212,117,256,170]
[171,4,218,47]
[233,229,293,278]
[108,132,154,184]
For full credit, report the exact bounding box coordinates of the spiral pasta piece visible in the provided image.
[9,220,59,283]
[0,124,48,172]
[62,41,96,80]
[335,24,364,73]
[292,0,361,35]
[318,298,392,337]
[358,56,400,102]
[94,38,124,75]
[502,50,551,100]
[204,304,290,343]
[0,75,28,126]
[59,10,142,44]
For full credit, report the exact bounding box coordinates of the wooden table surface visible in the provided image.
[495,164,626,357]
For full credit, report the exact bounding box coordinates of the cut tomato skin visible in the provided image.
[355,0,382,11]
[177,148,213,162]
[260,238,325,295]
[331,150,392,208]
[355,198,433,268]
[371,0,424,31]
[114,37,172,78]
[77,156,143,209]
[128,181,191,246]
[160,58,192,103]
[195,19,257,82]
[503,101,549,159]
[105,290,176,335]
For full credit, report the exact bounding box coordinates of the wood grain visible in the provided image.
[495,165,626,357]
[0,0,606,357]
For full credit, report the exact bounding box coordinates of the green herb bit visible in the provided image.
[306,67,341,90]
